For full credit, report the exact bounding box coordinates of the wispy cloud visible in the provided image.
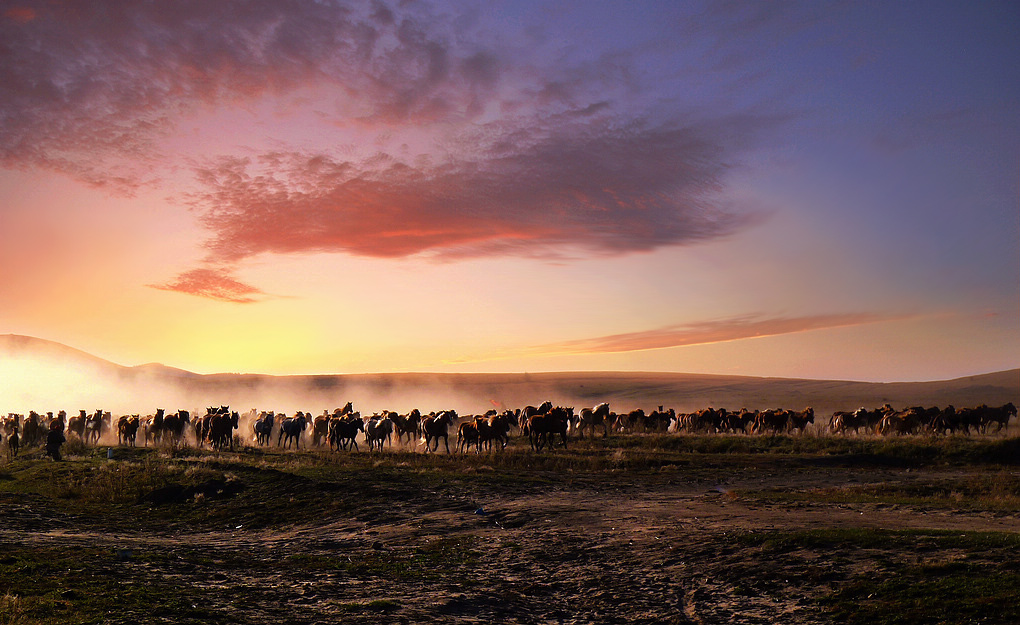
[451,312,910,363]
[148,268,265,304]
[0,1,505,190]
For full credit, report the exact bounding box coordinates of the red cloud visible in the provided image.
[149,268,265,304]
[1,1,780,303]
[187,118,758,264]
[4,7,36,23]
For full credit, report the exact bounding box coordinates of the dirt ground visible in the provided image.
[4,456,1018,625]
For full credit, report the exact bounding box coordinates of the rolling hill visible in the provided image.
[1,334,1017,417]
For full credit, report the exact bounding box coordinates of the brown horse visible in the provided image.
[329,414,363,451]
[519,401,552,434]
[393,409,422,445]
[527,406,572,452]
[22,412,43,447]
[209,411,239,450]
[312,412,331,447]
[4,415,19,459]
[118,415,140,447]
[421,410,457,453]
[577,403,610,439]
[83,410,107,445]
[161,410,191,445]
[457,418,482,453]
[366,415,394,451]
[68,410,87,441]
[483,412,513,450]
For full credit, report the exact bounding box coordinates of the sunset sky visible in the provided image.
[1,1,1017,382]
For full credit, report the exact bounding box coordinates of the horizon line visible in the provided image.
[2,333,1017,386]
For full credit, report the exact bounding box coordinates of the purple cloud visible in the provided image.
[0,1,505,190]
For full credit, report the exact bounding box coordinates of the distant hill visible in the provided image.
[0,334,123,370]
[1,334,1017,416]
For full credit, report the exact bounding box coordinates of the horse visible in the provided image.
[519,401,552,435]
[484,411,514,450]
[143,409,164,446]
[787,407,815,434]
[253,412,276,446]
[312,411,331,447]
[577,403,610,439]
[5,420,18,459]
[393,409,422,445]
[457,418,482,453]
[118,415,140,447]
[979,403,1017,434]
[278,413,308,449]
[329,414,364,451]
[67,410,87,441]
[751,409,788,435]
[528,406,572,451]
[366,415,394,451]
[209,411,240,450]
[22,412,42,448]
[421,410,457,453]
[83,410,99,445]
[160,410,191,445]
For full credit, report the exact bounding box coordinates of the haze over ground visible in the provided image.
[2,335,1016,420]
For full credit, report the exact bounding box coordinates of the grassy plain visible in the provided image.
[0,433,1017,624]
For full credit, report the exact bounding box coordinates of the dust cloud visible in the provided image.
[0,347,539,446]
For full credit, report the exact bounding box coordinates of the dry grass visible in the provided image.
[0,593,27,625]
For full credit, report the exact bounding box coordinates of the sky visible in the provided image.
[0,0,1017,382]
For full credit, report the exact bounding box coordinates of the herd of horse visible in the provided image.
[1,400,1015,458]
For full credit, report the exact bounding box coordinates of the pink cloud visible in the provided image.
[453,312,911,362]
[184,118,758,265]
[2,1,779,303]
[545,312,910,354]
[149,268,265,304]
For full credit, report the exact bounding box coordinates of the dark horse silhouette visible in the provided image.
[278,413,308,449]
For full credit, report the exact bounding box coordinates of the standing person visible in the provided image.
[46,421,66,462]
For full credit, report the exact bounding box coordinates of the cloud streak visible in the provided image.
[452,312,910,363]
